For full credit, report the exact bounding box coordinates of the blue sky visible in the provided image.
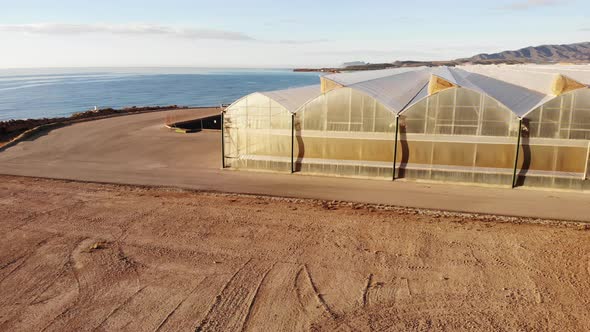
[0,0,588,68]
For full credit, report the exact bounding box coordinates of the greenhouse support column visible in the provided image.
[221,111,225,169]
[511,119,522,188]
[392,115,399,181]
[291,113,295,173]
[584,141,590,180]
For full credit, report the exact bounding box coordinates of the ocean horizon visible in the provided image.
[0,67,320,121]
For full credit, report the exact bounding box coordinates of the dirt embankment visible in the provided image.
[0,105,188,146]
[1,175,589,331]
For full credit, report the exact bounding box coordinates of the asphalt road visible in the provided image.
[1,109,589,221]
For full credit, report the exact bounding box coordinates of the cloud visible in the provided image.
[0,23,329,44]
[264,18,301,27]
[276,39,330,44]
[0,23,255,41]
[499,0,569,10]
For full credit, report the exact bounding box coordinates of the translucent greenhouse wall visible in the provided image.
[515,88,590,190]
[398,87,520,186]
[223,86,590,191]
[223,93,293,172]
[294,88,396,179]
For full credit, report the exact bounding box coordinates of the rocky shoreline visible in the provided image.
[0,105,187,145]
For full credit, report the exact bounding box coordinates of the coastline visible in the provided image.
[0,105,218,148]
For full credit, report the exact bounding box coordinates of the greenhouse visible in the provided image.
[222,85,320,172]
[222,65,590,191]
[459,65,590,190]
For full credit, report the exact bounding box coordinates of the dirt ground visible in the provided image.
[0,176,589,331]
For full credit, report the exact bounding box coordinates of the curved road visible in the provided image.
[0,109,589,221]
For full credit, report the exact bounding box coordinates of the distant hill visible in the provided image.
[465,42,590,63]
[341,61,367,68]
[294,42,590,72]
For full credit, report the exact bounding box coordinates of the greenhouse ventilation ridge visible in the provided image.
[222,65,590,191]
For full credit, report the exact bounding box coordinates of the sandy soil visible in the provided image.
[1,175,589,331]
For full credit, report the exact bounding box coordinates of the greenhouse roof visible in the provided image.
[244,65,590,118]
[438,67,551,117]
[348,69,431,112]
[321,67,426,86]
[259,84,321,113]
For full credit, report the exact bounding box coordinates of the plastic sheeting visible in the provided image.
[223,66,590,191]
[260,85,321,113]
[294,87,396,178]
[223,93,294,172]
[436,68,551,117]
[349,70,431,113]
[322,67,426,86]
[514,88,590,190]
[526,89,590,140]
[398,87,520,185]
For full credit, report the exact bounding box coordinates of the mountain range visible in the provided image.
[294,42,590,72]
[464,42,590,63]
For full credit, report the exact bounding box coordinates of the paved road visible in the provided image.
[1,109,589,221]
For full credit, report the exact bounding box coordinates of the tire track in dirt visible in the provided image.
[0,236,79,327]
[240,262,276,332]
[361,273,373,307]
[88,271,211,331]
[7,202,84,233]
[235,262,311,331]
[0,237,49,285]
[195,259,275,332]
[2,176,590,331]
[38,238,97,332]
[314,297,529,331]
[0,256,24,271]
[93,285,148,331]
[153,279,206,332]
[41,238,143,332]
[0,255,28,284]
[148,274,229,332]
[509,242,548,305]
[507,232,590,309]
[0,238,84,332]
[295,264,338,321]
[29,259,74,306]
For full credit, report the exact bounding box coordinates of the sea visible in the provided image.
[0,68,321,121]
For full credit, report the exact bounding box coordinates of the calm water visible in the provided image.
[0,68,320,120]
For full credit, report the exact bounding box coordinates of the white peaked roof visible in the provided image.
[321,66,552,116]
[405,83,430,109]
[259,85,321,113]
[237,65,589,118]
[437,67,551,117]
[348,69,431,113]
[322,67,426,86]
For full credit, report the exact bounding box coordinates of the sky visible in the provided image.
[0,0,589,68]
